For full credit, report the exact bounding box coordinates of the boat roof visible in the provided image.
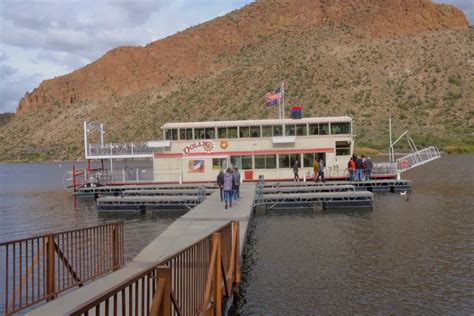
[162,116,352,129]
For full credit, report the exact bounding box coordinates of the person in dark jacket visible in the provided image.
[355,156,363,181]
[233,167,241,200]
[365,157,373,181]
[223,168,234,209]
[316,158,325,183]
[292,159,300,182]
[216,170,224,201]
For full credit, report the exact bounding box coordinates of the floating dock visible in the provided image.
[88,179,410,212]
[255,190,373,209]
[263,179,411,193]
[75,183,215,197]
[97,195,206,211]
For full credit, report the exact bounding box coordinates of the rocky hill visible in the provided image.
[0,113,14,127]
[1,0,473,161]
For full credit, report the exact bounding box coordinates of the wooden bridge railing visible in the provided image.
[0,222,124,315]
[69,221,240,316]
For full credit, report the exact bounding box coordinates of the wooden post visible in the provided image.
[111,224,119,270]
[234,222,241,284]
[150,267,171,316]
[213,233,222,316]
[45,235,56,301]
[158,267,171,316]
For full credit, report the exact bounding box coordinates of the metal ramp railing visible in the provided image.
[397,146,441,172]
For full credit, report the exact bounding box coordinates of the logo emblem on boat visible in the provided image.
[183,141,214,156]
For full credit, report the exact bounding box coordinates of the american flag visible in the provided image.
[264,87,281,107]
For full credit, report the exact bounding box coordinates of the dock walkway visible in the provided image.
[28,183,256,315]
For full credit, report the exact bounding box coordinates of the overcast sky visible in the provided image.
[0,0,472,114]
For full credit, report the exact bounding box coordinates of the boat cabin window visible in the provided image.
[278,154,299,168]
[303,153,315,168]
[250,126,261,138]
[296,124,307,136]
[331,122,351,135]
[179,128,193,140]
[336,141,351,156]
[273,125,283,137]
[262,126,272,137]
[218,127,227,139]
[241,155,253,169]
[228,127,238,138]
[255,155,276,169]
[239,126,250,138]
[212,158,227,170]
[285,125,295,136]
[308,123,334,135]
[319,123,329,135]
[309,124,319,135]
[194,128,205,140]
[205,128,215,139]
[165,129,178,140]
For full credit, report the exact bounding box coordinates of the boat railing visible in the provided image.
[88,143,154,157]
[372,162,398,176]
[0,222,124,315]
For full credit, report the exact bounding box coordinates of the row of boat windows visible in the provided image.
[213,153,328,170]
[165,122,351,141]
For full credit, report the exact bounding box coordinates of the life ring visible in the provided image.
[220,140,229,150]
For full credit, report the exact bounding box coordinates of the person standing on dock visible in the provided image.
[216,170,225,201]
[223,168,234,209]
[348,156,356,181]
[293,159,300,182]
[316,158,325,183]
[313,159,319,182]
[365,157,373,181]
[233,167,241,200]
[355,156,363,181]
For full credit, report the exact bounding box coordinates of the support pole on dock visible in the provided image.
[72,164,76,193]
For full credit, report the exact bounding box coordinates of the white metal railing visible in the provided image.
[397,146,441,172]
[372,162,398,176]
[88,143,154,157]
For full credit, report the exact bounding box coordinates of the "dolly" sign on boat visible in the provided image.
[183,141,214,156]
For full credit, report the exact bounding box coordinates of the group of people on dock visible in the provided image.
[216,167,241,209]
[347,155,373,181]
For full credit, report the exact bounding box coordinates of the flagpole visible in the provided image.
[281,81,285,135]
[278,88,281,120]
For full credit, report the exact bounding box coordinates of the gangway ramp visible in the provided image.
[397,146,441,172]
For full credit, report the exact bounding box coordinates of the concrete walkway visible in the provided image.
[28,183,255,315]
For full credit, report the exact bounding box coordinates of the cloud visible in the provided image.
[0,69,42,113]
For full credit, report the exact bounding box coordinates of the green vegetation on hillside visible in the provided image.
[0,27,473,161]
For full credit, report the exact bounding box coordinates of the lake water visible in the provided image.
[233,154,474,314]
[1,155,473,314]
[0,160,177,262]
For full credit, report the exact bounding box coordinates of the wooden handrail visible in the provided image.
[68,221,241,316]
[1,222,124,315]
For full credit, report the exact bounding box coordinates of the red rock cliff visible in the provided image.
[16,0,468,114]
